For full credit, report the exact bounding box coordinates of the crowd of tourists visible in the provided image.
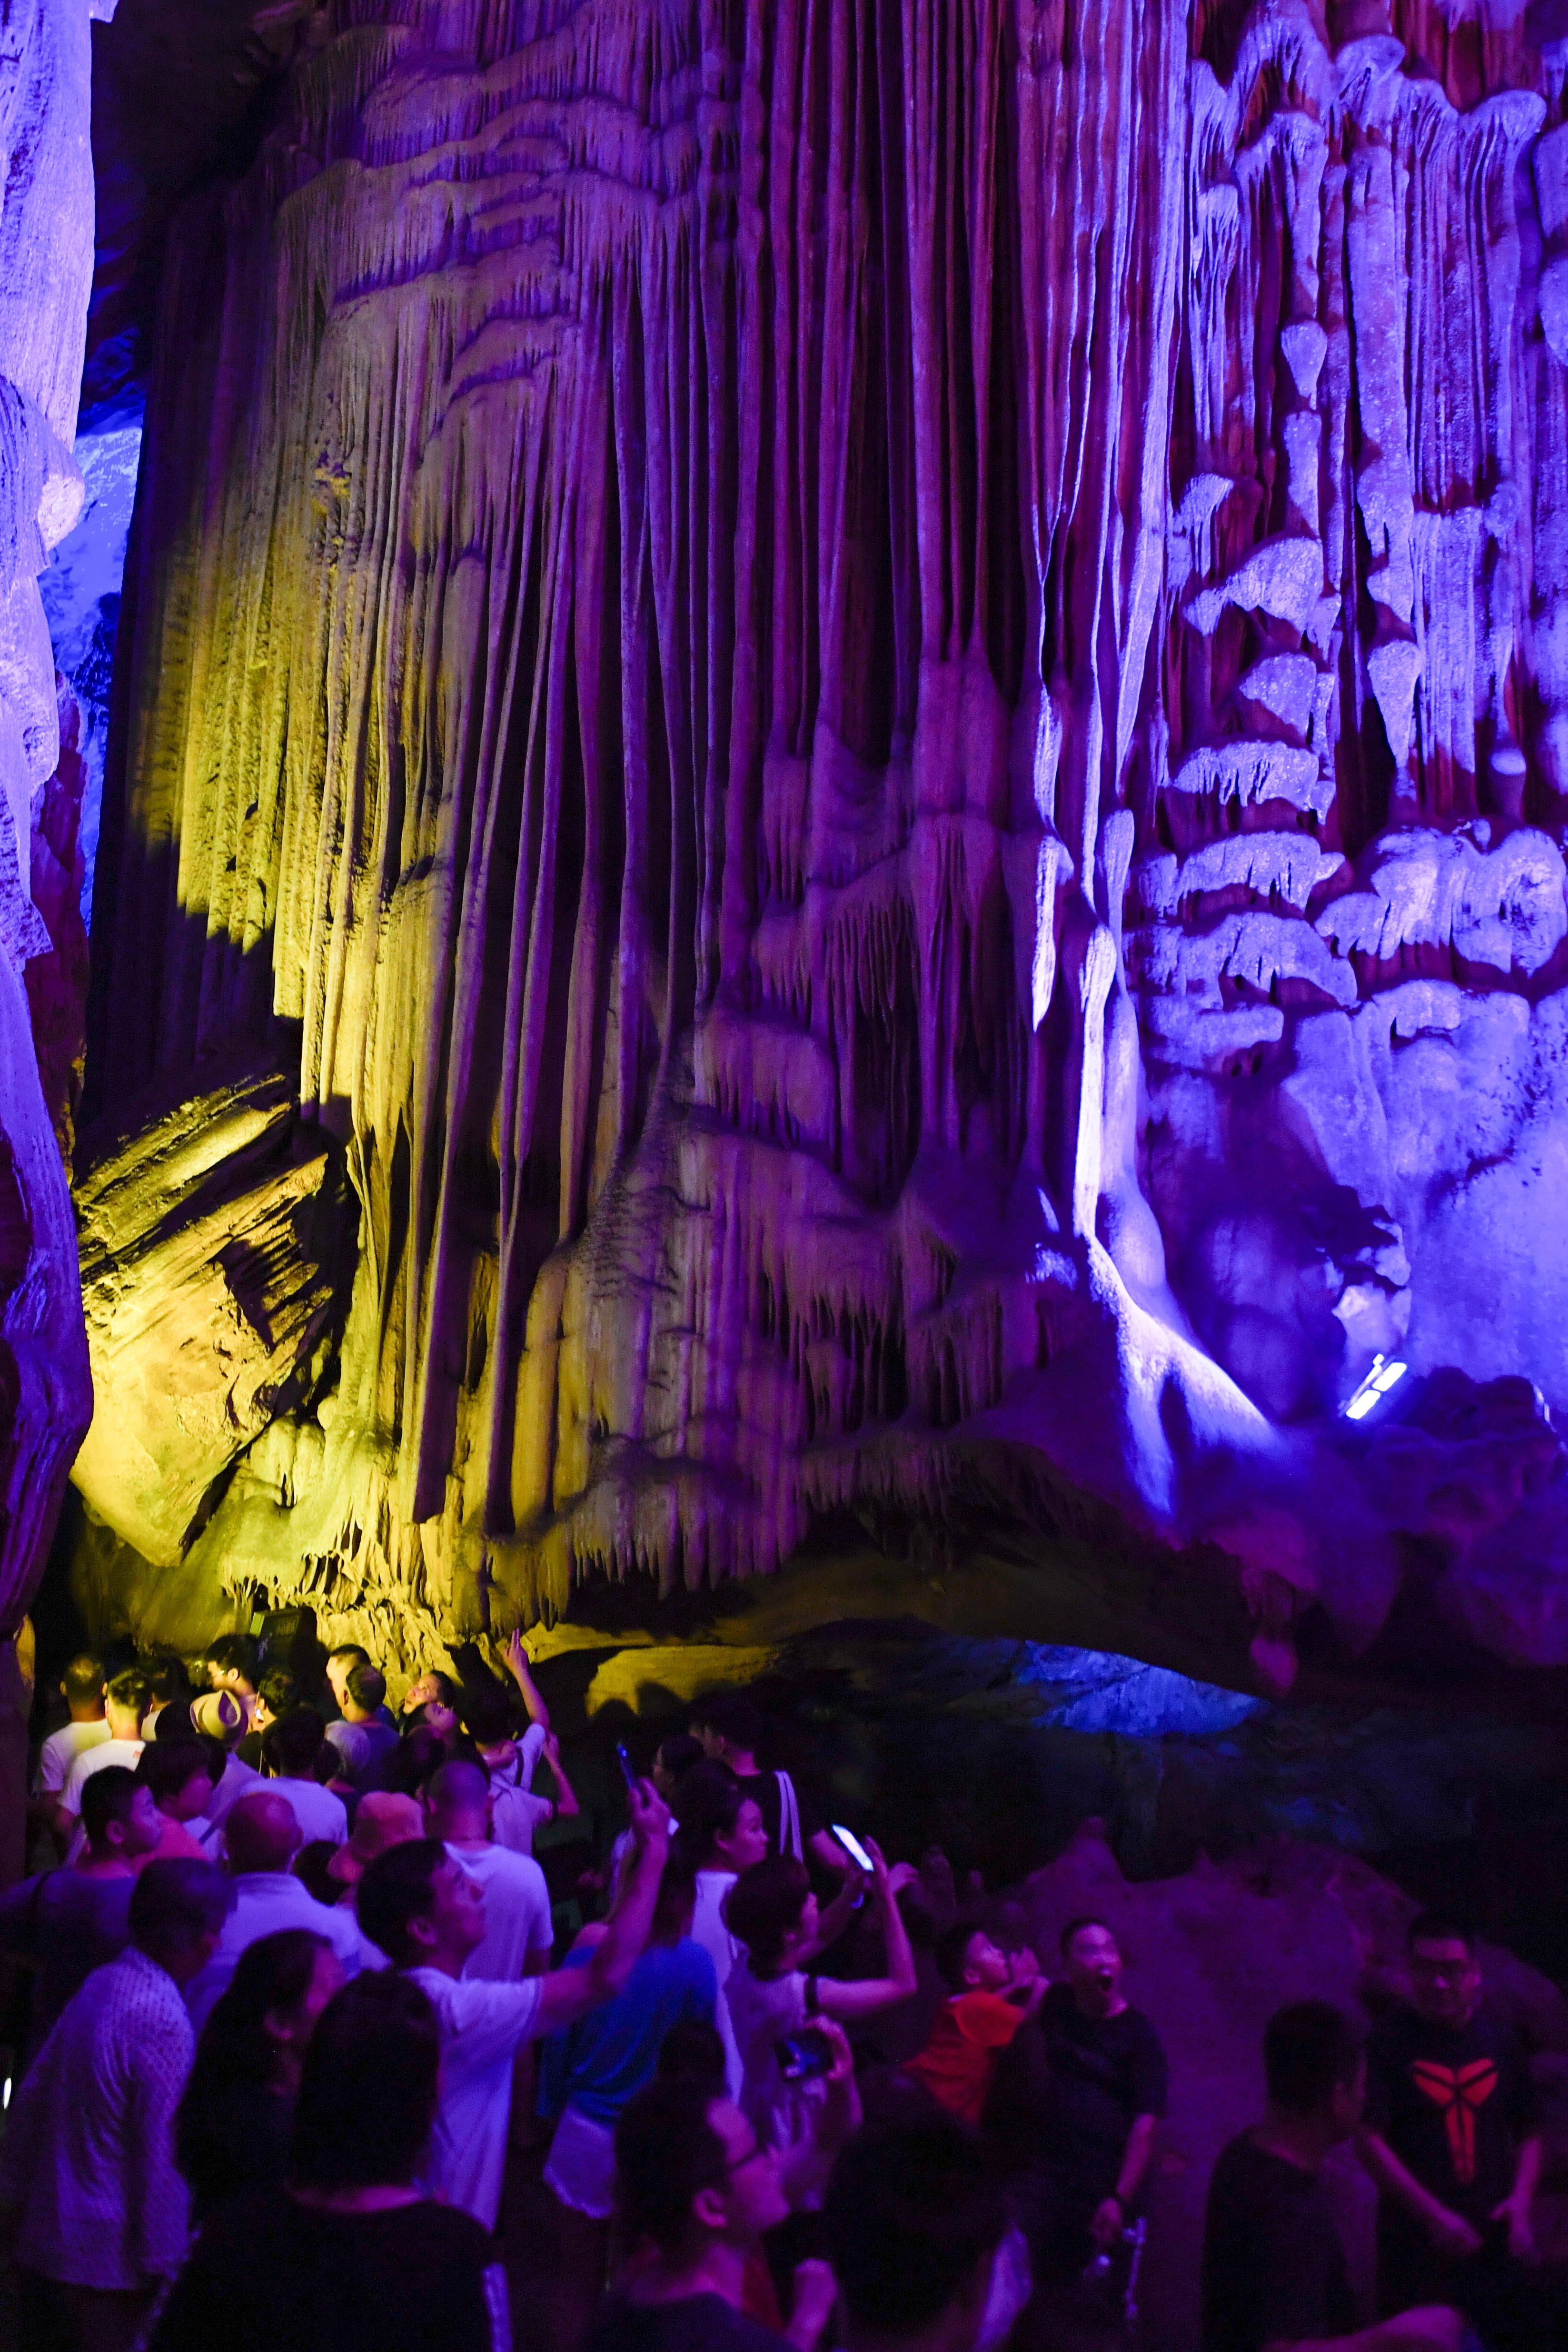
[0,1642,1555,2352]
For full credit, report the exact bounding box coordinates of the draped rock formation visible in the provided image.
[74,0,1568,1688]
[0,4,105,1599]
[0,0,112,1866]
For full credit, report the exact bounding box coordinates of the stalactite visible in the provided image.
[70,0,1568,1695]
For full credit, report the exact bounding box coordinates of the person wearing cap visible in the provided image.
[202,1636,260,1729]
[184,1793,383,2034]
[326,1792,425,1900]
[168,1702,262,1859]
[187,1690,247,1743]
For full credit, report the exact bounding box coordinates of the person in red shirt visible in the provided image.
[133,1742,220,1868]
[904,1923,1046,2124]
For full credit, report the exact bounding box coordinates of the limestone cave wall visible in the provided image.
[69,0,1568,1688]
[0,0,113,1868]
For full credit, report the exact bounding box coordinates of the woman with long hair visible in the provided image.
[176,1928,341,2223]
[153,1973,510,2352]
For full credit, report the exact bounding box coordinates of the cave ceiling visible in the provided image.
[45,0,1568,1697]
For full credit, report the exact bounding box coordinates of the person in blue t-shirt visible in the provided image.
[541,1852,718,2350]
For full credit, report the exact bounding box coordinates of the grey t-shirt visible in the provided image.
[325,1718,400,1787]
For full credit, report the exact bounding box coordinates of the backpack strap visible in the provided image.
[775,1769,804,1862]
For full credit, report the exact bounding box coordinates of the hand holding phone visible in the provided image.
[776,2028,835,2082]
[832,1824,874,1875]
[616,1742,638,1791]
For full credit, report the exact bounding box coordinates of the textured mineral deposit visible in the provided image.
[59,0,1568,1688]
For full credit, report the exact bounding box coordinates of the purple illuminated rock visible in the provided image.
[66,0,1568,1687]
[0,0,112,1866]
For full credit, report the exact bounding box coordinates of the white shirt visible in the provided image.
[186,1872,383,2032]
[516,1722,547,1785]
[490,1784,554,1856]
[486,1725,552,1856]
[60,1737,143,1815]
[725,1960,821,2164]
[0,1948,191,2287]
[407,1967,545,2229]
[202,1751,261,1829]
[447,1842,553,1979]
[33,1720,109,1798]
[691,1870,744,2098]
[269,1776,349,1847]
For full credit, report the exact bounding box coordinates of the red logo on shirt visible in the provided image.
[1409,2059,1497,2185]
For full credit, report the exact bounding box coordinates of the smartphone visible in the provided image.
[832,1824,875,1874]
[776,2028,834,2082]
[615,1742,638,1792]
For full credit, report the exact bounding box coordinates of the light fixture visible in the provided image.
[1342,1354,1409,1422]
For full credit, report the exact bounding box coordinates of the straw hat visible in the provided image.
[189,1690,246,1740]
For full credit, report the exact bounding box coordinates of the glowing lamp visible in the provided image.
[1342,1354,1409,1422]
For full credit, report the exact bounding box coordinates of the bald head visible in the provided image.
[426,1760,489,1834]
[225,1791,301,1876]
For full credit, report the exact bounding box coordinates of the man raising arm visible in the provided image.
[356,1776,672,2230]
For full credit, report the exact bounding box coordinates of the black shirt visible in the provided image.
[1203,2134,1355,2352]
[150,2188,506,2352]
[1039,1984,1168,2203]
[586,2292,787,2352]
[1365,2003,1535,2227]
[176,2081,293,2226]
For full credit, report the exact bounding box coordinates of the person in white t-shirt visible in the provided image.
[424,1759,554,1978]
[669,1760,770,2100]
[184,1792,382,2033]
[58,1668,152,1827]
[32,1654,109,1843]
[460,1679,578,1857]
[355,1776,672,2231]
[261,1707,349,1846]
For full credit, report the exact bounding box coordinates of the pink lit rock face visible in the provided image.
[72,0,1568,1685]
